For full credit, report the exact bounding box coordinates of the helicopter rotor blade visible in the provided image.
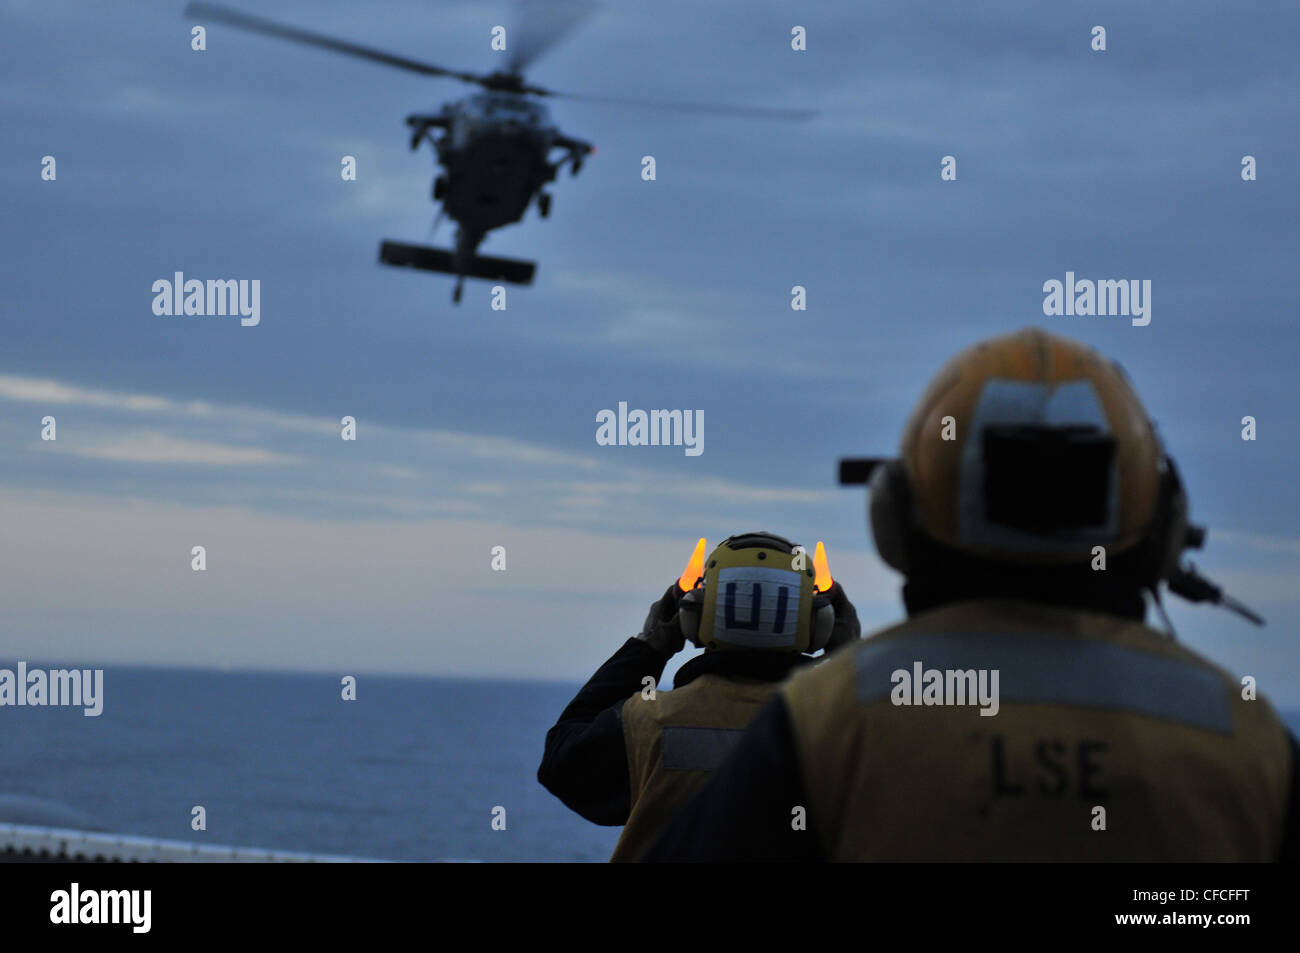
[184,2,483,85]
[537,88,819,121]
[505,0,599,75]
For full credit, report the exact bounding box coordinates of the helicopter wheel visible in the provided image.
[453,278,464,304]
[538,192,552,218]
[433,176,448,200]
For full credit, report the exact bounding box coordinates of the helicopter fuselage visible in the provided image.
[401,90,592,299]
[437,93,558,234]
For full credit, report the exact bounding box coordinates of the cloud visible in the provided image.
[1211,530,1300,557]
[373,464,422,480]
[0,491,898,680]
[0,373,335,434]
[548,477,832,505]
[0,375,173,412]
[58,433,298,467]
[0,370,843,540]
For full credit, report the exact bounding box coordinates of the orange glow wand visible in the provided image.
[677,538,707,591]
[813,541,834,593]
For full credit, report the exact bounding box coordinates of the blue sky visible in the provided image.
[1,1,1297,701]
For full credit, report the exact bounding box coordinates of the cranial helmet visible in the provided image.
[868,328,1191,588]
[677,532,835,653]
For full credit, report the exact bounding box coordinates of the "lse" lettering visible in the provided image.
[990,735,1108,799]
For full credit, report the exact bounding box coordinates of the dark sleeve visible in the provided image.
[1280,732,1300,862]
[641,694,825,861]
[537,638,671,826]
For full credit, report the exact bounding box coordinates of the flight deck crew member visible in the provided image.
[537,532,860,861]
[646,329,1300,862]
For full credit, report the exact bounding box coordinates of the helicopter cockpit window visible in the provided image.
[490,98,533,119]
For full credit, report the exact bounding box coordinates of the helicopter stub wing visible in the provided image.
[378,241,536,285]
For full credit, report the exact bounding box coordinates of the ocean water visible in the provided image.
[3,666,1297,862]
[1,667,620,862]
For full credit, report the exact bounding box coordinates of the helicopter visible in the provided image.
[184,2,817,303]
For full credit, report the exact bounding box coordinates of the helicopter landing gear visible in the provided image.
[433,175,448,200]
[453,276,464,304]
[538,192,552,218]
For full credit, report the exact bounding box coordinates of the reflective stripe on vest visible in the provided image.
[660,726,746,771]
[855,632,1233,734]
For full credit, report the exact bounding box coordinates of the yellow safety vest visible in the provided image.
[612,673,780,862]
[782,599,1292,861]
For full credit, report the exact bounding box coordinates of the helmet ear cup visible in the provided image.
[677,588,704,647]
[869,460,915,575]
[1138,459,1190,590]
[1157,472,1189,585]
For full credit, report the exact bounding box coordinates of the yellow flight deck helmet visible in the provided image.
[867,328,1187,582]
[676,533,836,653]
[836,328,1264,624]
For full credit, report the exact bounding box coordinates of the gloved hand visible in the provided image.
[822,581,861,652]
[634,583,687,657]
